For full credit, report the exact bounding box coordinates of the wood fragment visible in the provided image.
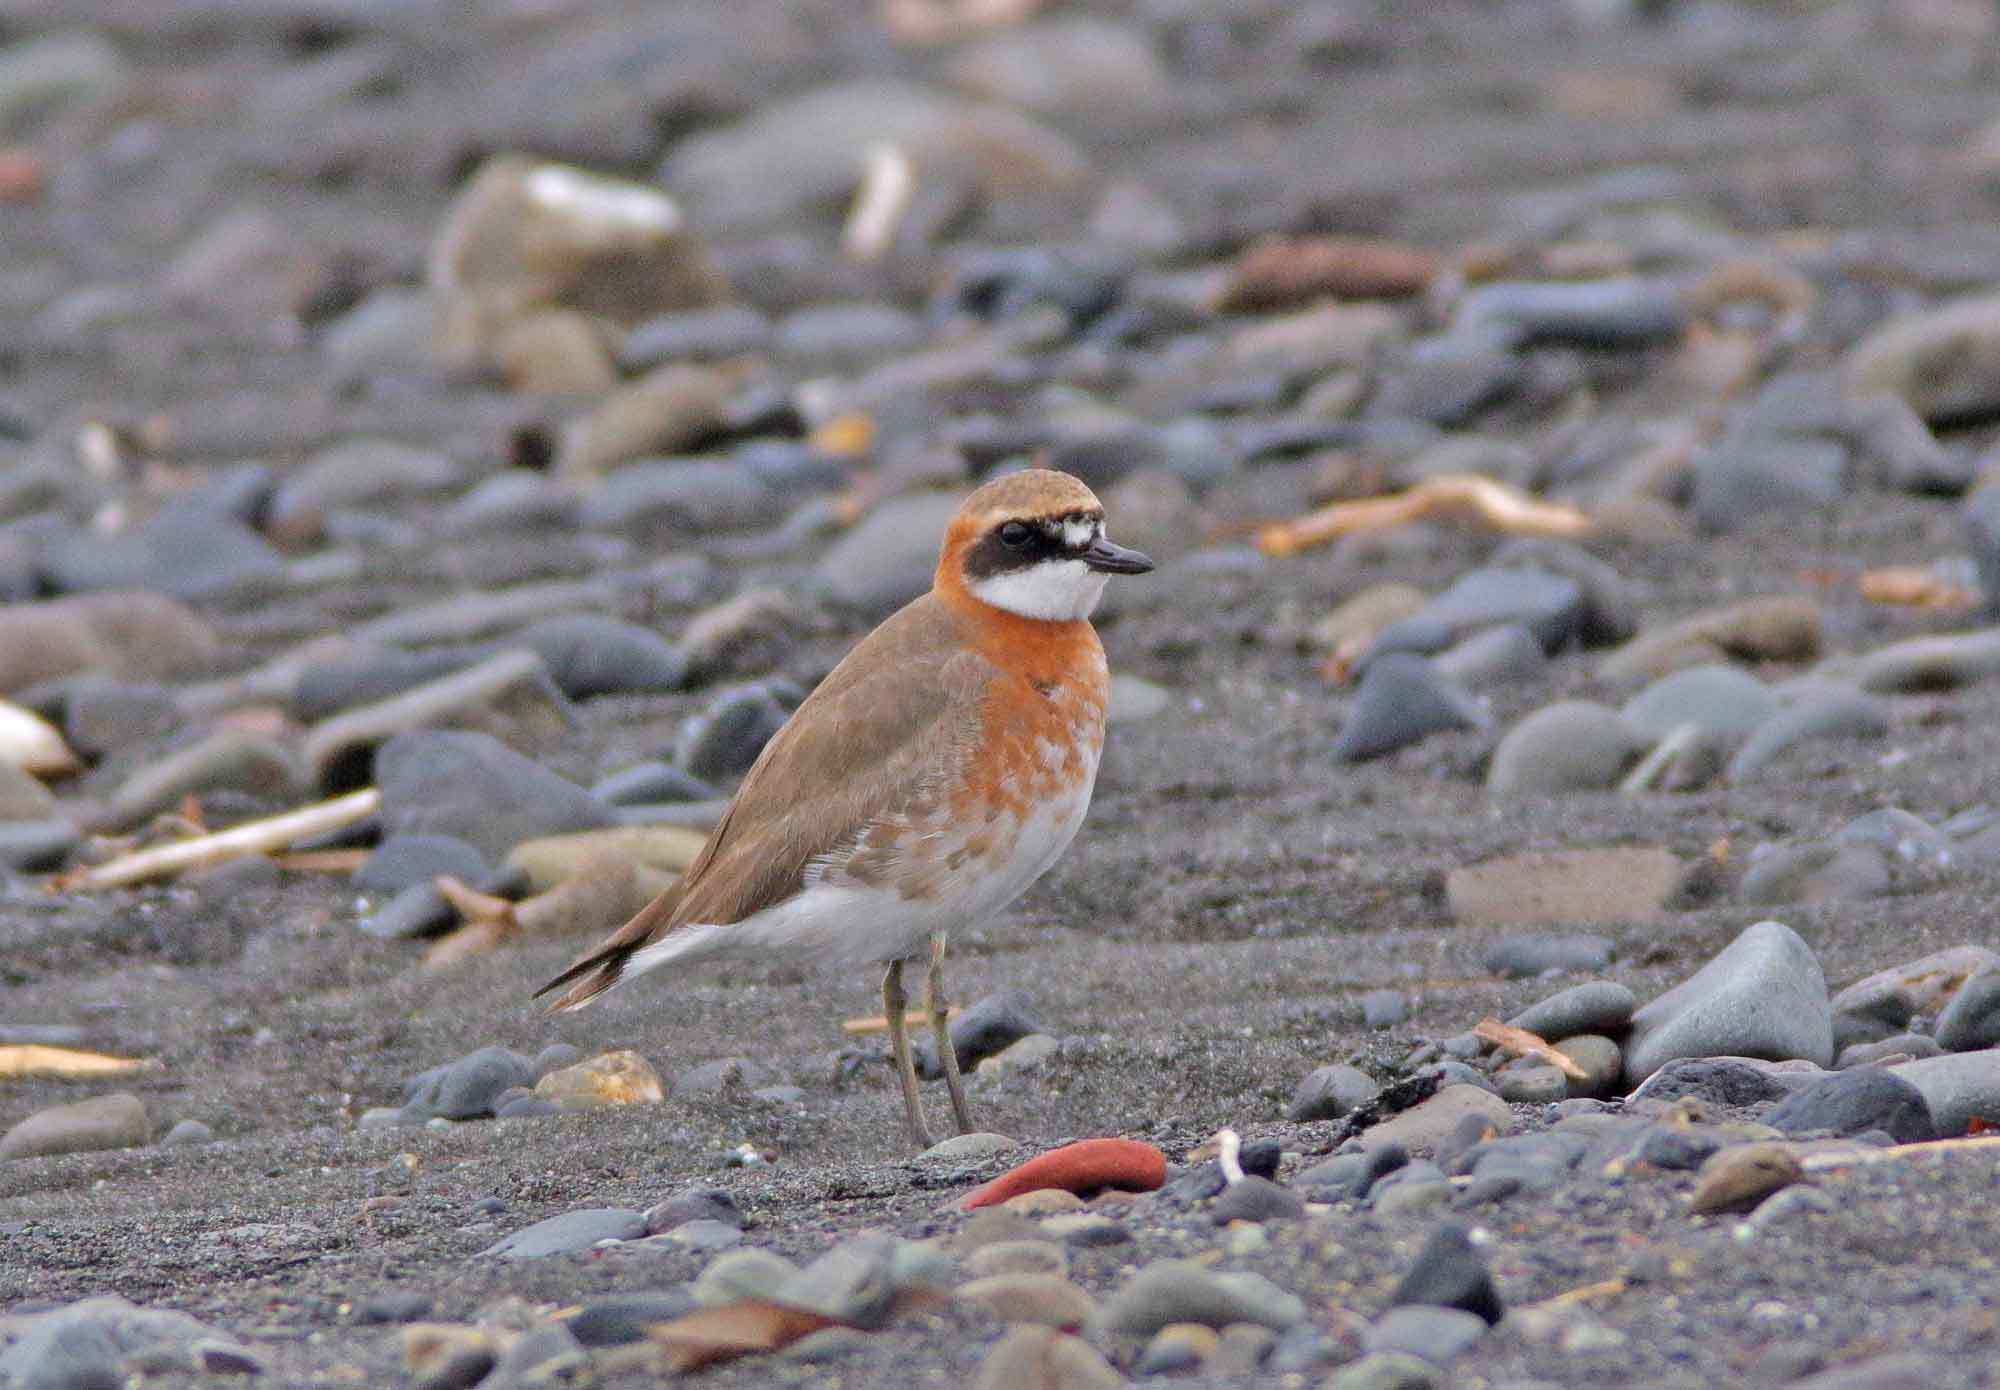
[269,850,371,873]
[0,1044,152,1077]
[1472,1018,1588,1081]
[649,1300,842,1372]
[49,789,381,891]
[1540,1277,1628,1307]
[843,1007,961,1035]
[1858,566,1978,610]
[1257,474,1594,558]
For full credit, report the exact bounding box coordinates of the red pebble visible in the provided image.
[958,1138,1168,1210]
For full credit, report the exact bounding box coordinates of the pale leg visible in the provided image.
[883,959,934,1149]
[928,933,974,1135]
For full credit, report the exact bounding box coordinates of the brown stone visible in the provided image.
[1214,235,1441,313]
[1688,1142,1804,1215]
[1447,847,1682,926]
[533,1050,665,1111]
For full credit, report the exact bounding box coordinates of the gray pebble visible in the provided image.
[1727,686,1888,780]
[1620,664,1776,742]
[1508,981,1636,1039]
[1088,1259,1305,1337]
[1623,920,1833,1086]
[1361,988,1411,1028]
[676,683,790,782]
[1332,655,1486,763]
[1287,1063,1381,1122]
[1362,1305,1488,1364]
[1488,701,1648,797]
[477,1208,647,1259]
[1765,1068,1936,1144]
[1483,934,1615,978]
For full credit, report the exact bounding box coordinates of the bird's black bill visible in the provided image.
[1081,537,1155,574]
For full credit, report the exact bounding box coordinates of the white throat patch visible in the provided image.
[970,558,1108,622]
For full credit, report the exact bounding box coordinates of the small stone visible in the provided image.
[1629,1056,1817,1108]
[1297,1144,1409,1201]
[676,683,790,782]
[1688,1142,1804,1215]
[663,1220,744,1252]
[1727,686,1889,780]
[1691,438,1846,532]
[1483,934,1615,977]
[509,615,688,699]
[1620,664,1778,742]
[411,1046,537,1122]
[1832,946,1999,1032]
[1623,920,1834,1086]
[1214,234,1438,312]
[353,835,491,895]
[108,732,300,826]
[964,1240,1066,1279]
[1136,1322,1218,1375]
[1331,654,1486,762]
[1363,1305,1489,1363]
[1509,981,1637,1039]
[818,490,964,616]
[1448,848,1678,926]
[358,1291,435,1325]
[1003,1189,1086,1216]
[160,1119,213,1148]
[1739,840,1890,907]
[1934,968,2000,1051]
[1208,1177,1306,1224]
[1765,1070,1935,1144]
[970,1326,1123,1390]
[1966,485,2000,611]
[1496,1063,1568,1105]
[477,1208,646,1259]
[1598,596,1822,683]
[1389,1222,1502,1324]
[1557,1035,1624,1098]
[673,1056,777,1097]
[1790,1353,1954,1390]
[1329,1351,1441,1390]
[977,1033,1059,1075]
[1367,567,1584,661]
[692,1248,800,1306]
[0,1092,149,1160]
[1361,1085,1512,1154]
[564,1292,697,1346]
[1361,988,1410,1028]
[922,1133,1023,1162]
[1845,289,2000,424]
[1487,701,1648,797]
[777,1235,912,1329]
[645,1186,744,1235]
[375,730,614,861]
[1890,1052,2000,1136]
[1837,1034,1943,1068]
[1089,1259,1305,1337]
[402,1323,500,1390]
[914,990,1045,1079]
[1287,1063,1380,1122]
[955,1273,1096,1328]
[1432,623,1547,686]
[1853,628,2000,694]
[960,1138,1167,1210]
[533,1050,665,1111]
[620,305,772,369]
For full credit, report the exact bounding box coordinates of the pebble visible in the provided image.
[1837,807,1956,867]
[1389,1222,1502,1324]
[920,1132,1022,1162]
[1687,1142,1804,1215]
[620,306,773,369]
[692,1248,799,1306]
[913,990,1044,1079]
[1136,1322,1217,1375]
[1331,654,1486,763]
[963,1239,1066,1279]
[1966,484,2000,610]
[1791,1353,1955,1390]
[955,1272,1096,1327]
[1691,438,1846,532]
[1208,1176,1306,1224]
[1361,1085,1512,1154]
[961,1138,1167,1210]
[1088,1259,1305,1337]
[1622,919,1834,1085]
[970,1326,1122,1390]
[508,615,688,698]
[109,732,301,826]
[592,761,717,806]
[1845,289,2000,423]
[483,1324,587,1386]
[1831,945,1997,1040]
[1361,988,1411,1028]
[1487,700,1649,797]
[0,819,74,871]
[1598,595,1823,684]
[1363,1304,1489,1363]
[1765,1069,1936,1144]
[1448,848,1678,927]
[0,592,218,694]
[402,1323,499,1390]
[353,834,491,894]
[1495,1062,1568,1105]
[1367,567,1584,661]
[375,730,615,860]
[1483,934,1615,977]
[1556,1035,1624,1098]
[0,1296,258,1389]
[358,1291,435,1325]
[1509,980,1637,1039]
[1739,840,1891,906]
[1889,1051,2000,1136]
[1328,1351,1442,1390]
[1629,1056,1817,1109]
[1933,967,2000,1051]
[1620,664,1778,742]
[556,366,733,478]
[676,682,790,782]
[160,1119,214,1147]
[1297,1143,1408,1201]
[1287,1063,1381,1122]
[533,1050,665,1111]
[405,1046,538,1122]
[292,649,485,722]
[476,1208,647,1259]
[1726,685,1888,780]
[1431,623,1547,686]
[673,1056,778,1097]
[1852,627,2000,693]
[817,489,964,615]
[779,1234,941,1329]
[0,1091,149,1161]
[1837,1034,1943,1068]
[564,1292,697,1346]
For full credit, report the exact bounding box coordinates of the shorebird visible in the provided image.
[535,469,1154,1148]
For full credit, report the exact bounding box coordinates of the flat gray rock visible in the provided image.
[478,1208,647,1259]
[1487,700,1649,797]
[1508,980,1637,1040]
[1621,663,1777,741]
[1623,920,1833,1086]
[0,1092,149,1161]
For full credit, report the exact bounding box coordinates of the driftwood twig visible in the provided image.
[1258,474,1594,558]
[51,789,381,891]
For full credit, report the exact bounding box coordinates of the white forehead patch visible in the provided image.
[971,558,1108,622]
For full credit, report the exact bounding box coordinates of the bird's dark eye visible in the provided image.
[998,521,1033,550]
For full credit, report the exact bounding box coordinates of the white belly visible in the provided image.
[621,778,1096,981]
